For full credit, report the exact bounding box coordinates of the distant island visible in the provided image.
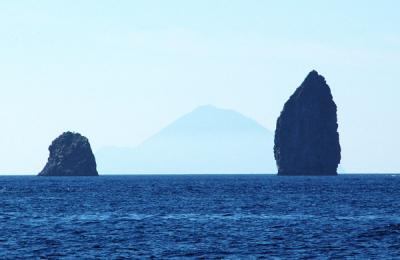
[274,70,341,176]
[96,105,276,174]
[38,132,98,176]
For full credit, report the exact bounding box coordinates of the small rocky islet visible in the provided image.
[38,132,98,176]
[274,70,341,176]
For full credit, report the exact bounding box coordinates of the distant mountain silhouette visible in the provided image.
[96,105,276,174]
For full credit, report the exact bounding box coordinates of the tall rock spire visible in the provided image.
[274,70,341,175]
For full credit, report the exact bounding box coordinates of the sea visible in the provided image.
[1,174,400,259]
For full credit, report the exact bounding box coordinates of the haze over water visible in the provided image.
[0,1,399,174]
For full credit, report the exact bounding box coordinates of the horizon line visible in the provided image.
[0,173,398,176]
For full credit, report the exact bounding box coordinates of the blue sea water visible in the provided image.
[1,174,400,259]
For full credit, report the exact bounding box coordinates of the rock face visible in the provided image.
[38,132,98,176]
[274,70,341,176]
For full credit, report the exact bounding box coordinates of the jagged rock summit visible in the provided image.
[38,132,98,176]
[274,70,341,176]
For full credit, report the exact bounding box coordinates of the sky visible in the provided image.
[0,0,399,174]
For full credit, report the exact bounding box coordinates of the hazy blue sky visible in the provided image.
[0,1,399,174]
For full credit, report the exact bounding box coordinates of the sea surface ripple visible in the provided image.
[0,174,399,258]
